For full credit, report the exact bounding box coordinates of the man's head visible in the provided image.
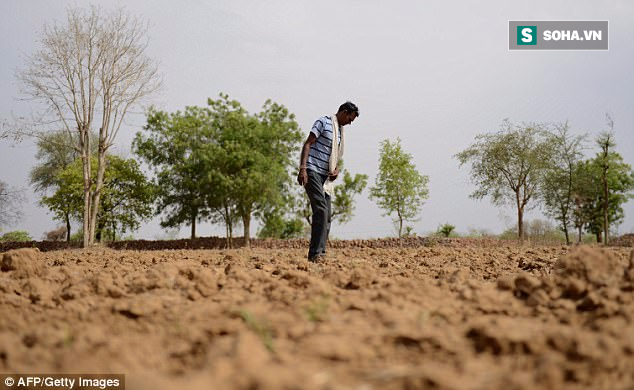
[336,101,359,126]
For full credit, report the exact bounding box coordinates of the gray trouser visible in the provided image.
[305,169,331,258]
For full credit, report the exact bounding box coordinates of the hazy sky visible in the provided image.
[1,0,633,240]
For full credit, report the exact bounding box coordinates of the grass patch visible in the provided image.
[237,309,275,353]
[304,297,330,322]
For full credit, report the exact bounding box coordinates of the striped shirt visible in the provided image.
[306,116,341,176]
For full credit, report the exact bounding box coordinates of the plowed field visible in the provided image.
[1,244,633,389]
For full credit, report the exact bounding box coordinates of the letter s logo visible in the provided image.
[521,28,533,43]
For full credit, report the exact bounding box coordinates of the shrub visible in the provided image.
[0,230,33,242]
[437,223,456,238]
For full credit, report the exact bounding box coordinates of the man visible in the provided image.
[297,101,359,262]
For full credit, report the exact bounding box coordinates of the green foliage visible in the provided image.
[210,95,302,246]
[41,155,155,241]
[30,130,98,240]
[277,163,367,239]
[498,219,565,244]
[30,131,80,193]
[257,184,308,239]
[304,297,330,322]
[134,105,215,239]
[573,151,634,242]
[540,123,585,244]
[525,219,566,244]
[0,230,32,242]
[332,169,368,224]
[370,138,429,238]
[135,93,302,244]
[237,310,275,352]
[456,121,554,240]
[498,228,518,241]
[437,223,456,237]
[403,226,416,237]
[257,211,305,239]
[70,229,84,242]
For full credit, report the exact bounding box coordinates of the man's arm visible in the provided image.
[297,133,317,186]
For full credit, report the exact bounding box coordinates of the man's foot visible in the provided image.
[308,254,325,263]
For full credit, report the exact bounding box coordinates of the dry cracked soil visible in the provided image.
[1,243,633,389]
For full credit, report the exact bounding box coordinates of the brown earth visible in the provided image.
[0,236,504,253]
[7,233,633,253]
[1,244,633,389]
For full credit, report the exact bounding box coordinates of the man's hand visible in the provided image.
[297,168,308,186]
[329,166,339,181]
[298,134,317,186]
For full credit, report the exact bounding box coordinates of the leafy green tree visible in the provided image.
[134,106,215,239]
[541,123,585,245]
[573,152,634,243]
[456,121,554,241]
[595,120,616,244]
[370,138,429,238]
[0,231,32,242]
[571,160,601,242]
[41,155,155,242]
[136,94,302,246]
[207,95,302,246]
[29,130,97,241]
[41,165,83,233]
[97,156,156,240]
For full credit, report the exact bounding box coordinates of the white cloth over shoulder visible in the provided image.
[323,114,344,196]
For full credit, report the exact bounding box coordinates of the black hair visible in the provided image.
[338,101,359,116]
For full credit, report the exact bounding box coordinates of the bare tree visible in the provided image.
[16,6,160,246]
[0,181,25,229]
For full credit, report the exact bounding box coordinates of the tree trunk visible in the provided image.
[577,226,583,244]
[396,200,403,239]
[562,208,570,245]
[224,204,233,249]
[225,221,230,249]
[81,134,92,248]
[65,213,72,242]
[190,212,197,239]
[596,231,602,244]
[228,218,233,249]
[518,209,524,242]
[603,179,609,245]
[243,213,251,247]
[89,151,108,246]
[564,163,573,246]
[516,192,524,242]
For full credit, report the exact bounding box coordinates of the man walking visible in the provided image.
[297,101,359,262]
